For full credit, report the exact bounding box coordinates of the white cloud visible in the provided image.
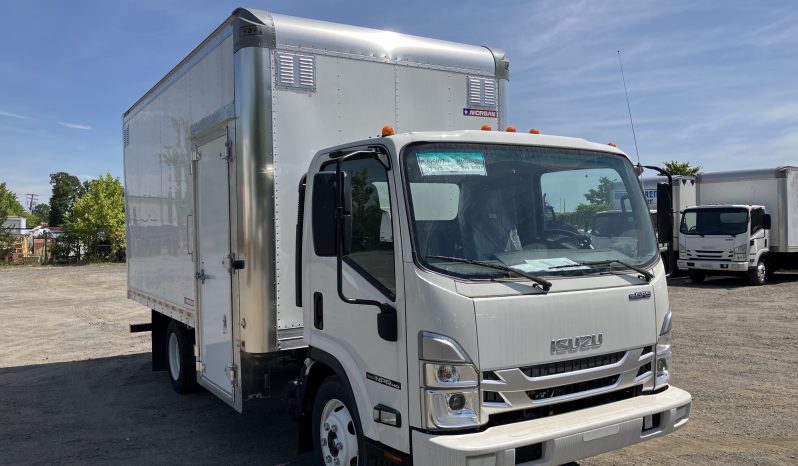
[0,110,30,120]
[58,121,92,130]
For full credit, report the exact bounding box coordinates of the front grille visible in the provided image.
[481,346,654,419]
[488,384,644,427]
[520,351,625,378]
[526,374,619,401]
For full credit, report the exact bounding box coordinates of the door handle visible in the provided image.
[196,269,207,284]
[187,214,193,256]
[313,292,323,330]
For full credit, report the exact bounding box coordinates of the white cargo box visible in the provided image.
[696,166,798,252]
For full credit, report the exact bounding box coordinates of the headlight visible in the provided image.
[419,332,481,430]
[424,389,480,429]
[424,363,478,388]
[679,242,686,259]
[734,244,747,261]
[655,310,672,389]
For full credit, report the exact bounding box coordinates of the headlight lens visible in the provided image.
[424,389,480,429]
[655,310,673,389]
[424,363,478,388]
[734,244,747,261]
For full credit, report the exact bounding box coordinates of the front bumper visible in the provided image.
[677,259,748,272]
[412,386,691,466]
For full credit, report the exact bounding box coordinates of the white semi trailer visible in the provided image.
[677,166,798,285]
[123,8,690,465]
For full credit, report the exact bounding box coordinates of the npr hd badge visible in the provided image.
[463,108,498,118]
[629,290,652,301]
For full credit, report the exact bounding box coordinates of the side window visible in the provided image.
[324,157,396,298]
[751,209,764,234]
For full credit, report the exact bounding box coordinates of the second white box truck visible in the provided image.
[677,166,798,284]
[124,8,690,464]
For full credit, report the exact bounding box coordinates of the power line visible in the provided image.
[26,194,38,211]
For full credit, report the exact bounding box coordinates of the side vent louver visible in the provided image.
[123,125,130,148]
[275,51,316,91]
[467,76,498,109]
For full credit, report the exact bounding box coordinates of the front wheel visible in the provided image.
[747,259,766,286]
[312,376,363,466]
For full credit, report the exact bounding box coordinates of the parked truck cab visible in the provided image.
[296,130,690,464]
[677,204,771,285]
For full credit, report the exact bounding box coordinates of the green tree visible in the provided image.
[584,176,616,205]
[48,172,84,226]
[0,182,27,255]
[67,173,125,260]
[663,160,702,176]
[29,203,50,227]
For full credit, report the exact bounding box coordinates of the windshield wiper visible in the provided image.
[425,255,552,291]
[550,259,653,282]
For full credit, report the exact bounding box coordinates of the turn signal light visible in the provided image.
[481,124,492,131]
[529,128,540,134]
[381,125,395,137]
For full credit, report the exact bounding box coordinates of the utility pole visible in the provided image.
[26,193,38,211]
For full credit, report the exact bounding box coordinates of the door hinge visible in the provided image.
[192,146,201,161]
[222,253,245,274]
[222,140,233,161]
[225,364,238,386]
[196,361,205,373]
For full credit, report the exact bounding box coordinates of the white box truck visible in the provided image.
[677,166,798,285]
[124,8,690,465]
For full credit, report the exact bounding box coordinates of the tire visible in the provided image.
[747,259,766,286]
[166,321,198,393]
[688,271,706,283]
[312,376,364,466]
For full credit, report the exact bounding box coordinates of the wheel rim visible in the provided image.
[168,332,181,381]
[319,398,358,466]
[757,262,766,282]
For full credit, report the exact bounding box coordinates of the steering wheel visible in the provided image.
[525,229,593,249]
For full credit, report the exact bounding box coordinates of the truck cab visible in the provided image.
[677,204,771,285]
[297,129,691,464]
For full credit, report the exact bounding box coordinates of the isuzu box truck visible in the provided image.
[677,166,798,285]
[123,8,690,465]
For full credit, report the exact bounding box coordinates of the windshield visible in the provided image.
[402,143,658,279]
[680,208,748,236]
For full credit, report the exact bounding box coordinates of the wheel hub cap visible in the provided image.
[320,398,358,465]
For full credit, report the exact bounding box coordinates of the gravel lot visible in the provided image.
[1,264,796,465]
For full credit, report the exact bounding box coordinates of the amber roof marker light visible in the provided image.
[505,126,516,132]
[381,125,395,137]
[480,124,492,131]
[529,128,540,134]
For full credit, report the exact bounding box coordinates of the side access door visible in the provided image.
[307,150,410,453]
[193,132,237,408]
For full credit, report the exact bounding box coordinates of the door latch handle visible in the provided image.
[195,269,207,284]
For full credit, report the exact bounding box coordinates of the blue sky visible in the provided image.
[1,0,797,207]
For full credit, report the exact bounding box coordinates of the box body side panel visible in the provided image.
[124,32,234,324]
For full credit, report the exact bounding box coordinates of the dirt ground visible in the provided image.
[0,264,796,465]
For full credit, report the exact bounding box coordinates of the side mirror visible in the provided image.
[336,171,352,256]
[763,213,772,230]
[656,182,672,241]
[312,172,337,256]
